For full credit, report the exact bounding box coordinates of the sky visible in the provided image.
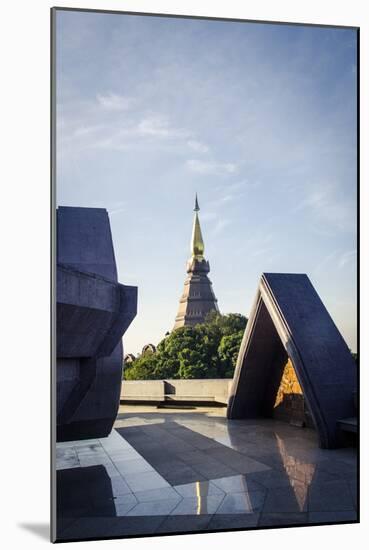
[56,10,357,355]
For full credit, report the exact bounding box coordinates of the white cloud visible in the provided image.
[73,124,102,137]
[212,219,231,236]
[137,115,189,139]
[293,182,355,233]
[312,250,339,275]
[339,250,356,269]
[233,179,261,190]
[108,206,126,216]
[207,194,236,211]
[249,247,273,258]
[187,140,210,153]
[295,189,329,212]
[186,159,238,176]
[97,93,135,111]
[57,103,194,155]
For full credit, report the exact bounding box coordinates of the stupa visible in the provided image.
[173,195,219,329]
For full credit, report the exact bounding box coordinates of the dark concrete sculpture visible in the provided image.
[227,273,357,449]
[56,206,137,441]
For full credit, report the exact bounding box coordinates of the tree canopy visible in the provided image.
[124,312,247,380]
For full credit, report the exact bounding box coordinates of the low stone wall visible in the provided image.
[120,380,165,402]
[120,379,232,405]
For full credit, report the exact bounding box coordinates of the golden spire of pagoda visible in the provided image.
[190,193,205,259]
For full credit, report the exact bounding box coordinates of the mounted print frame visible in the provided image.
[51,6,359,543]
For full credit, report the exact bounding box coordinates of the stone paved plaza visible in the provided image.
[56,406,357,541]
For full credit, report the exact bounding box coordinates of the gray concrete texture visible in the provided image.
[121,379,232,404]
[227,273,357,449]
[56,207,137,441]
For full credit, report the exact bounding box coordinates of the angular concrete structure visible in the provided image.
[227,273,357,449]
[174,195,219,329]
[56,206,137,441]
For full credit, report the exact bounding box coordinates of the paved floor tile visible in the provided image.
[99,429,133,448]
[211,474,265,494]
[156,514,213,534]
[112,458,154,475]
[308,480,355,512]
[262,483,308,513]
[207,513,260,530]
[57,459,80,470]
[247,469,295,489]
[258,512,308,526]
[242,452,286,470]
[57,465,117,518]
[180,449,212,465]
[113,494,138,516]
[134,486,182,502]
[173,480,225,498]
[78,456,111,468]
[162,464,207,485]
[73,442,101,452]
[56,409,357,540]
[56,517,79,537]
[191,458,238,480]
[127,498,181,516]
[316,460,357,480]
[123,471,170,492]
[170,494,225,515]
[109,476,133,496]
[109,515,167,537]
[108,450,143,462]
[56,447,77,460]
[58,517,121,541]
[67,439,100,447]
[308,510,357,523]
[216,491,265,514]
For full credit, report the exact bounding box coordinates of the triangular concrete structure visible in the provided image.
[227,273,357,448]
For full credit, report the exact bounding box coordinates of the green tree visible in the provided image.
[124,312,247,380]
[218,331,244,378]
[124,353,159,380]
[201,311,246,338]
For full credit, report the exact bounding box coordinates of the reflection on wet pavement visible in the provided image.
[56,408,357,541]
[275,433,315,511]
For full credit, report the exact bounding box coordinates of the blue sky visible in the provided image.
[56,10,357,355]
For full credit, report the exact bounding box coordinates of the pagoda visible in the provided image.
[173,195,219,329]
